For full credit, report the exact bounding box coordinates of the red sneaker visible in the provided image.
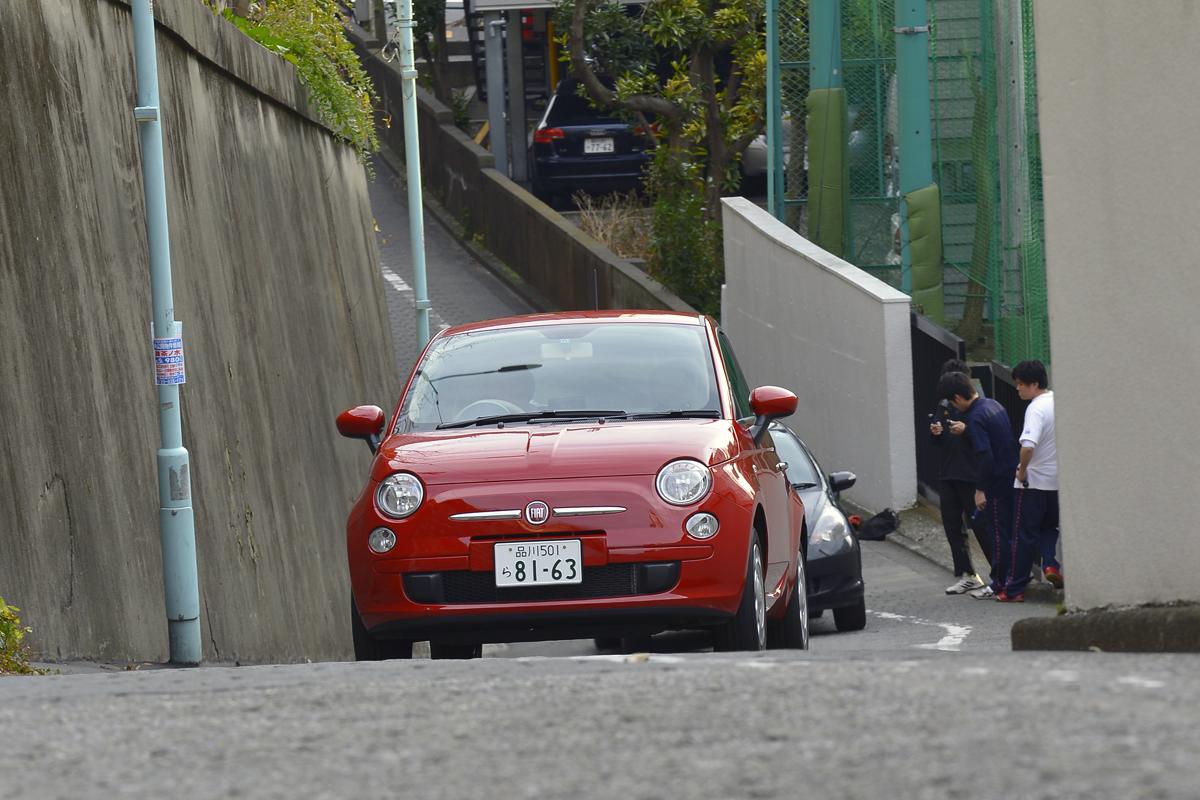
[995,591,1025,603]
[1044,566,1064,589]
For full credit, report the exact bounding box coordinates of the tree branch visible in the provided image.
[567,0,682,120]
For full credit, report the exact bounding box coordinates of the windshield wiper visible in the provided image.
[791,481,821,490]
[437,410,626,430]
[611,410,722,421]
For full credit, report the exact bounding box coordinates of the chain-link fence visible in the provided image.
[771,0,1049,365]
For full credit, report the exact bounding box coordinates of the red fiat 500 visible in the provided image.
[335,311,809,659]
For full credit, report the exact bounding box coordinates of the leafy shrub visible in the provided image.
[0,597,42,676]
[645,148,723,315]
[217,1,380,161]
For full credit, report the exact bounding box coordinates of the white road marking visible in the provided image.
[381,266,451,332]
[869,609,973,652]
[1117,676,1166,690]
[1044,669,1080,683]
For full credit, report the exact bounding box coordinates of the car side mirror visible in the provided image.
[336,405,386,454]
[746,386,797,445]
[829,471,857,493]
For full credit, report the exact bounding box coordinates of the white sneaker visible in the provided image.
[969,585,996,599]
[945,575,985,595]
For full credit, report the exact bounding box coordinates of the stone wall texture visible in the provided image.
[0,0,398,662]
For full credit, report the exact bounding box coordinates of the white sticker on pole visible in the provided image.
[153,327,186,386]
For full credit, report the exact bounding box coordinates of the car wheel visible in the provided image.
[593,637,622,652]
[351,600,413,661]
[430,642,483,659]
[768,552,809,650]
[834,598,867,632]
[713,537,767,652]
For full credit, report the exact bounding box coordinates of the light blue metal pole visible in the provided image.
[396,0,432,346]
[809,0,842,91]
[895,0,933,294]
[130,0,201,666]
[765,0,783,220]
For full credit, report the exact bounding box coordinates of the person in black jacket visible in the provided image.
[930,360,994,594]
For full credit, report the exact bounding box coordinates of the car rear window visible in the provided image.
[545,90,622,126]
[396,322,721,432]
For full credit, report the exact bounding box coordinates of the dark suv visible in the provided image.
[529,78,653,206]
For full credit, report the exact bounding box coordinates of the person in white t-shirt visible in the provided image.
[1000,360,1060,600]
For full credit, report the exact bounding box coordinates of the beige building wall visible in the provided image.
[1033,2,1200,609]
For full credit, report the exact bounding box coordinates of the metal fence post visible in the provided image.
[894,0,933,294]
[766,0,783,220]
[130,0,201,666]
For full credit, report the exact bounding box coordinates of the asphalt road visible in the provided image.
[8,542,1197,799]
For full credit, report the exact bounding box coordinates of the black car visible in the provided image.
[529,78,652,205]
[769,423,867,632]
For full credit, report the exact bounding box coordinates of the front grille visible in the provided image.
[404,562,680,605]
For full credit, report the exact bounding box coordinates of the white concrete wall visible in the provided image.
[721,198,916,512]
[1033,3,1200,610]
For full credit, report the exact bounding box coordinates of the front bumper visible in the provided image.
[806,546,864,612]
[370,605,733,645]
[349,473,761,643]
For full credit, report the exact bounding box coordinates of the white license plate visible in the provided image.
[494,539,582,587]
[583,137,614,154]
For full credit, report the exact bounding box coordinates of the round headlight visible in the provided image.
[368,528,397,554]
[685,512,719,540]
[656,459,712,506]
[810,505,852,556]
[376,473,424,519]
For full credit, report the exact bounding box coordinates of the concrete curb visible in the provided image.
[1012,604,1200,652]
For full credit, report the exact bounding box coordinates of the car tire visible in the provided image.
[713,537,767,653]
[593,637,622,652]
[619,634,654,654]
[430,642,483,659]
[768,553,809,650]
[351,600,413,661]
[834,598,867,632]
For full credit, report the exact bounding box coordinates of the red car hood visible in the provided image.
[373,419,741,485]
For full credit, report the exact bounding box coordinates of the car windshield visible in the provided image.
[395,322,722,432]
[770,429,822,488]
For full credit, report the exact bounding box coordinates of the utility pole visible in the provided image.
[392,0,433,346]
[484,13,508,177]
[505,9,527,182]
[130,0,201,665]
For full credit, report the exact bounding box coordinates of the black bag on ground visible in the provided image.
[857,508,899,541]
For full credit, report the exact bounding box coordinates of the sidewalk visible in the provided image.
[863,497,1062,604]
[367,153,535,374]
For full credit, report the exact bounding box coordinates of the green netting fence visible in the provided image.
[770,0,1048,365]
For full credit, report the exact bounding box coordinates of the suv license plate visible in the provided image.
[584,137,614,154]
[495,540,583,587]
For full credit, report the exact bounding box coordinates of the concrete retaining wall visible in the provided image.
[0,0,397,662]
[349,28,694,315]
[720,198,916,512]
